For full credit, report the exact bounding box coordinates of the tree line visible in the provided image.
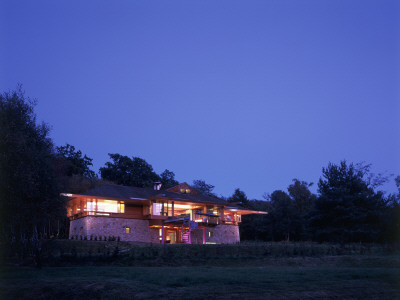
[1,86,399,246]
[239,164,400,244]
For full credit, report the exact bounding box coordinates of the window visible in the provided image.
[97,200,119,213]
[208,231,213,237]
[87,200,95,211]
[125,227,131,234]
[153,202,162,215]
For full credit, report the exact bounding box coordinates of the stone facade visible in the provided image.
[69,216,159,243]
[191,224,240,244]
[70,217,239,244]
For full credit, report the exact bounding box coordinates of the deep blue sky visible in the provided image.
[1,0,399,199]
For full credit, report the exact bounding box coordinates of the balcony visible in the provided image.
[194,212,220,226]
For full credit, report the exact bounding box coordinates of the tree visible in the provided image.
[159,169,179,189]
[192,179,215,196]
[56,144,95,178]
[310,161,386,243]
[269,190,301,241]
[240,199,271,241]
[380,176,400,242]
[54,144,102,194]
[228,188,250,208]
[287,179,316,239]
[287,179,316,214]
[100,153,160,188]
[0,86,65,241]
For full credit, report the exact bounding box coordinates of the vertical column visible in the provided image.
[203,227,206,244]
[172,201,174,217]
[80,199,84,215]
[161,225,165,244]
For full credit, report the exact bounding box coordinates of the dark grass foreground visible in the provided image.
[1,241,399,299]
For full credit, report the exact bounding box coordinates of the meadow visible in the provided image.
[1,241,399,299]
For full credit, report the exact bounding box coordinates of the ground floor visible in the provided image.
[69,216,240,244]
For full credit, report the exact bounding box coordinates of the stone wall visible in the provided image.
[191,224,240,244]
[69,216,159,243]
[69,217,239,244]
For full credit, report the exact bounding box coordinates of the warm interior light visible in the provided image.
[173,204,192,209]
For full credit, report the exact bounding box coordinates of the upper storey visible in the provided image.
[63,183,267,225]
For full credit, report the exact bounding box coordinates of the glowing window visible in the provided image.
[208,231,213,237]
[86,201,95,211]
[97,200,119,213]
[153,203,162,215]
[125,227,131,234]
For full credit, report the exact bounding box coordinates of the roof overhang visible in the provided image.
[225,206,268,215]
[60,193,151,205]
[148,195,229,206]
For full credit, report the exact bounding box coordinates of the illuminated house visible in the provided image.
[64,183,266,244]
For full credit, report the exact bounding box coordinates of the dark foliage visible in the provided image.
[228,188,250,208]
[159,169,179,189]
[240,200,270,240]
[192,179,216,197]
[309,161,387,243]
[0,86,65,241]
[56,144,95,178]
[100,153,160,188]
[54,143,106,195]
[268,190,302,241]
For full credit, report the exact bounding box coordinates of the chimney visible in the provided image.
[154,182,162,190]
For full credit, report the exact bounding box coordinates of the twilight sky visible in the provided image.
[1,0,399,199]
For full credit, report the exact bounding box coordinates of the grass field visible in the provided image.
[1,241,399,299]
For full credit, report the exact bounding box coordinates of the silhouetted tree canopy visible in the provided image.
[54,143,109,195]
[0,86,65,239]
[100,153,160,188]
[288,179,316,215]
[159,169,179,189]
[269,190,301,241]
[192,179,216,196]
[309,160,386,243]
[228,188,250,208]
[56,144,95,178]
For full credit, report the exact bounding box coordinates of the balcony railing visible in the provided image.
[194,213,220,225]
